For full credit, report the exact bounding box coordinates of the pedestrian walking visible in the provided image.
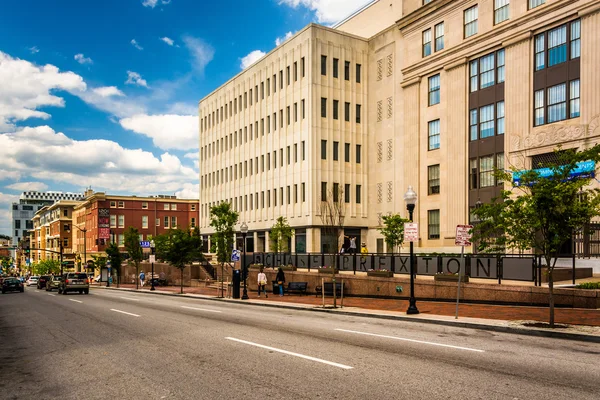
[257,268,268,298]
[275,267,286,297]
[139,271,145,287]
[345,236,357,254]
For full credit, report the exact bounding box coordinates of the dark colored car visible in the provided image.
[2,278,24,294]
[58,273,89,295]
[37,275,50,289]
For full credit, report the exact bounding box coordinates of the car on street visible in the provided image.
[37,275,50,289]
[58,272,89,295]
[26,276,39,286]
[2,277,24,294]
[45,276,62,292]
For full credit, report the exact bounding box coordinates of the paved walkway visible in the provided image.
[95,283,600,327]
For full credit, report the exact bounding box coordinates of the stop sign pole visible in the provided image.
[455,225,473,319]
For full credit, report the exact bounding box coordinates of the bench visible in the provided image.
[271,281,308,295]
[315,282,344,297]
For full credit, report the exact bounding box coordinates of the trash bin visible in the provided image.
[232,269,241,299]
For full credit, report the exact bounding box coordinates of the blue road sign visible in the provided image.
[140,241,151,248]
[231,249,241,262]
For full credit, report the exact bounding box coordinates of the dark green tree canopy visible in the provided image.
[124,227,143,267]
[378,214,410,253]
[209,203,238,264]
[270,217,294,253]
[154,227,203,270]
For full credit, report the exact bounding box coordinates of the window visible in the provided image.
[428,165,440,195]
[171,204,177,210]
[428,74,440,106]
[548,25,567,67]
[480,155,495,187]
[497,49,505,83]
[422,29,432,57]
[321,55,327,75]
[302,99,305,119]
[294,62,298,81]
[571,20,581,59]
[356,64,361,83]
[435,23,444,51]
[321,140,327,160]
[356,104,361,123]
[109,200,116,207]
[470,109,478,141]
[118,215,124,228]
[547,83,566,123]
[529,0,545,9]
[480,104,495,138]
[164,203,169,210]
[294,103,298,122]
[356,144,361,163]
[191,218,196,228]
[464,6,478,38]
[344,61,350,80]
[142,216,148,229]
[321,182,327,201]
[497,153,505,185]
[333,183,339,202]
[535,34,545,71]
[345,184,350,203]
[333,58,339,78]
[470,158,478,189]
[333,100,339,120]
[428,210,440,239]
[344,102,350,121]
[428,119,440,150]
[356,185,362,204]
[110,215,116,228]
[302,141,305,160]
[294,144,298,162]
[494,0,509,24]
[286,66,290,85]
[302,183,306,202]
[321,97,327,117]
[570,79,580,118]
[287,146,291,164]
[333,141,339,161]
[480,54,495,88]
[536,20,579,70]
[470,49,504,92]
[497,101,505,135]
[301,57,305,77]
[118,201,124,208]
[345,143,350,162]
[164,216,169,228]
[118,234,124,247]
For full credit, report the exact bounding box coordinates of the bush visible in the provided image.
[575,282,600,290]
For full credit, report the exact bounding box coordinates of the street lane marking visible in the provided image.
[69,299,83,303]
[119,297,141,301]
[225,337,353,370]
[335,329,485,353]
[47,293,56,297]
[181,306,222,313]
[110,309,140,317]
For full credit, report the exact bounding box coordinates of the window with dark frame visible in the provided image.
[356,64,361,83]
[321,97,327,117]
[435,22,444,51]
[464,6,478,38]
[428,119,440,150]
[344,102,350,121]
[494,0,509,24]
[356,144,361,163]
[428,165,440,195]
[428,74,440,106]
[428,210,440,239]
[321,182,327,201]
[345,184,350,203]
[344,143,350,162]
[333,58,339,78]
[321,55,327,75]
[356,185,361,204]
[344,61,350,80]
[470,49,505,92]
[423,29,432,57]
[356,104,361,123]
[333,100,339,120]
[529,0,545,10]
[321,140,327,160]
[333,141,339,161]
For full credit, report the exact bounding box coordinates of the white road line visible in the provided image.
[110,309,140,317]
[69,299,83,303]
[119,297,141,301]
[47,293,56,297]
[225,337,353,370]
[181,306,222,313]
[335,329,485,353]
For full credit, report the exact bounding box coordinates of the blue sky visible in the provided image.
[0,0,372,236]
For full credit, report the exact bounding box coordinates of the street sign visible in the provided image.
[404,223,419,242]
[231,249,241,262]
[455,225,473,246]
[149,255,156,263]
[140,241,151,248]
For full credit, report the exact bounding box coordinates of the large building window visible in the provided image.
[333,141,339,161]
[333,58,339,78]
[494,0,509,24]
[356,185,362,204]
[321,182,327,201]
[321,140,327,160]
[470,101,505,140]
[464,6,478,38]
[435,23,444,51]
[321,55,327,75]
[423,29,432,57]
[470,49,505,92]
[428,210,440,239]
[428,119,440,150]
[428,165,440,195]
[529,0,545,9]
[118,215,124,228]
[480,156,495,187]
[535,79,579,126]
[333,100,339,120]
[480,104,495,138]
[321,97,327,117]
[428,74,440,106]
[535,20,580,71]
[356,64,361,83]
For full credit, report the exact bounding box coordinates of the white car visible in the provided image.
[26,276,39,286]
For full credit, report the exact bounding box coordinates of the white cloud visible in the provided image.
[142,0,171,8]
[240,50,266,70]
[130,39,144,50]
[125,71,149,88]
[0,192,19,236]
[0,51,86,131]
[5,181,49,192]
[175,183,199,200]
[275,31,294,46]
[278,0,372,24]
[92,86,125,98]
[74,53,93,65]
[29,46,39,54]
[160,37,174,46]
[182,36,214,73]
[120,114,199,151]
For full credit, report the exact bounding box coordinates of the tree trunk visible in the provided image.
[180,268,184,294]
[136,265,139,290]
[547,257,555,328]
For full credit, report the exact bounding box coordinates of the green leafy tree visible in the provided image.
[154,227,203,294]
[91,254,107,281]
[124,227,144,289]
[105,242,123,287]
[378,214,410,254]
[32,259,60,275]
[209,202,238,295]
[472,146,600,327]
[270,217,294,255]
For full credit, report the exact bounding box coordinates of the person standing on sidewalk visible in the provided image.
[257,268,268,298]
[275,267,286,297]
[139,271,145,287]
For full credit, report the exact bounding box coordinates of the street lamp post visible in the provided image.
[59,241,64,275]
[150,240,156,291]
[404,185,419,315]
[240,222,249,300]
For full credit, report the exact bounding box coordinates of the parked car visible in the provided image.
[45,276,62,292]
[26,276,39,287]
[2,277,24,294]
[58,272,89,295]
[37,275,50,289]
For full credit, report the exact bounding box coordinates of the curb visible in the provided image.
[91,286,600,344]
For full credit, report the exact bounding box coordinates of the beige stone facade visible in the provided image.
[199,0,600,254]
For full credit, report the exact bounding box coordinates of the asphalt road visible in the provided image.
[1,288,599,400]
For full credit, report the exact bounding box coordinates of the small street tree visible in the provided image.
[91,254,107,281]
[472,146,600,327]
[154,227,203,294]
[124,227,143,289]
[105,242,122,287]
[378,214,410,254]
[319,185,345,255]
[32,259,60,276]
[209,202,238,296]
[270,217,294,255]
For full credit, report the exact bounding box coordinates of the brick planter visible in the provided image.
[317,268,339,274]
[367,270,394,278]
[434,274,469,283]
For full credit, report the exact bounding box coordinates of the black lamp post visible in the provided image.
[240,222,249,300]
[150,240,156,291]
[404,185,419,315]
[59,241,64,276]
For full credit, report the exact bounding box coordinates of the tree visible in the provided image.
[154,227,203,294]
[209,202,238,296]
[378,214,410,254]
[91,254,107,280]
[124,227,143,289]
[472,146,600,327]
[32,259,60,275]
[319,185,345,255]
[270,217,294,254]
[105,242,123,287]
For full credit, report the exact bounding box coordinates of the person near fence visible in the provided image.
[139,271,145,287]
[275,267,286,296]
[345,236,357,254]
[257,268,268,298]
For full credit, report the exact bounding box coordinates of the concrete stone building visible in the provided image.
[199,0,600,254]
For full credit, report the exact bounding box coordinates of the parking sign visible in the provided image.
[231,249,241,262]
